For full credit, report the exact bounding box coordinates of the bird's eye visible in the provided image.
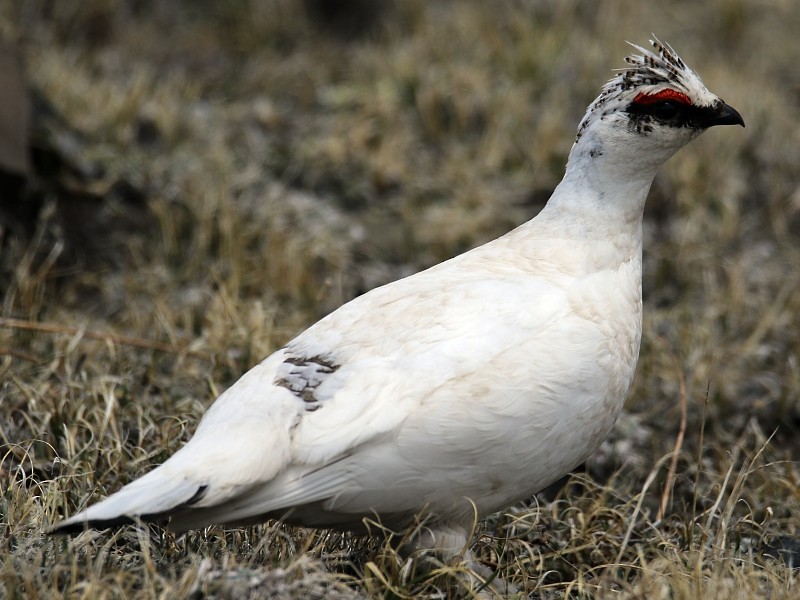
[650,101,681,120]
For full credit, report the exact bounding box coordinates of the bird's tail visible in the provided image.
[49,464,208,534]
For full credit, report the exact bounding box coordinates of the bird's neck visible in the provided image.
[534,131,662,244]
[509,133,662,273]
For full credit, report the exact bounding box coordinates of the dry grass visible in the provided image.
[2,0,799,598]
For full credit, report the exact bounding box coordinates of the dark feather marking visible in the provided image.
[274,352,341,411]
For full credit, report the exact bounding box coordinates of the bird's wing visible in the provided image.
[163,270,577,529]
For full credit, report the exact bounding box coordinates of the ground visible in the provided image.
[1,1,799,598]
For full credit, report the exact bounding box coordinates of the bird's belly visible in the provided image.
[442,293,638,510]
[317,264,643,524]
[334,320,640,522]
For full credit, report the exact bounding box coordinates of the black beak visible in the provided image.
[705,102,745,128]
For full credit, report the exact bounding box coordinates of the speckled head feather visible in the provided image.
[576,38,722,141]
[619,38,719,104]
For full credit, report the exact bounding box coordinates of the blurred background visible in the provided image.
[1,1,798,597]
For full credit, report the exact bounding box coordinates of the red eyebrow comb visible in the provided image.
[632,89,692,105]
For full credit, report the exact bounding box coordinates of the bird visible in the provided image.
[51,38,743,572]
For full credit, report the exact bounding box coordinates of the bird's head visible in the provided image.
[573,39,744,172]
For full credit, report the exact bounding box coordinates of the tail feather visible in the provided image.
[49,467,207,534]
[166,461,354,532]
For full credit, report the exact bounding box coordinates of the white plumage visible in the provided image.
[52,40,743,563]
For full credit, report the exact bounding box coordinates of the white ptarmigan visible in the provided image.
[52,40,743,563]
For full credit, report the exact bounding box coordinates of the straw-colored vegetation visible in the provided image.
[2,1,799,598]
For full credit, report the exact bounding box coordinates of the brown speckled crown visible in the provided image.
[576,38,713,141]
